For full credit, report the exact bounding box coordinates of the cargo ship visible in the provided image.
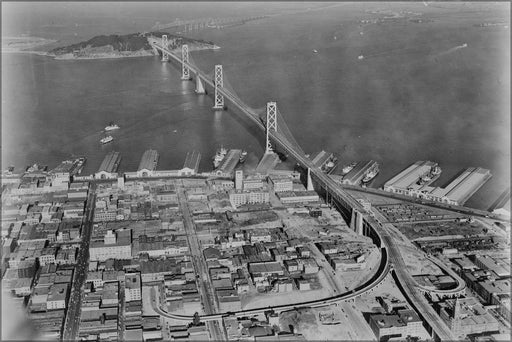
[105,122,120,131]
[100,136,113,144]
[361,163,379,184]
[417,164,442,186]
[341,162,357,176]
[213,146,227,169]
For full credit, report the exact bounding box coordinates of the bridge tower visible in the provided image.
[161,35,169,62]
[181,44,191,80]
[265,102,277,154]
[195,73,206,94]
[213,65,225,110]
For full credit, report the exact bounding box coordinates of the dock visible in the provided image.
[384,164,492,206]
[138,149,159,172]
[311,151,332,168]
[255,152,280,175]
[182,150,201,174]
[98,152,121,173]
[384,161,439,192]
[434,167,492,205]
[342,160,378,185]
[218,149,242,175]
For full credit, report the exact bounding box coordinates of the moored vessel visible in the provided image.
[362,164,379,184]
[341,162,357,176]
[212,146,228,169]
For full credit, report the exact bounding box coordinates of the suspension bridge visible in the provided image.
[150,36,458,342]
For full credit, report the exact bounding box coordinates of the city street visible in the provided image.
[177,185,226,341]
[62,184,97,341]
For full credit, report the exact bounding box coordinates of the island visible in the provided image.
[48,32,219,60]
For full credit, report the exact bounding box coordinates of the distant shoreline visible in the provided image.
[2,44,220,60]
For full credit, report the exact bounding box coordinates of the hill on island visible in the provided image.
[49,32,215,57]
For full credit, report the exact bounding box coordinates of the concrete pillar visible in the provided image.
[350,209,363,235]
[307,168,314,191]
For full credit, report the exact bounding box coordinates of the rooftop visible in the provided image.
[183,150,201,171]
[138,150,159,171]
[98,151,121,173]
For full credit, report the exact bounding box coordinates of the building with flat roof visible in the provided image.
[229,190,270,208]
[137,149,159,177]
[125,272,141,302]
[384,165,491,206]
[47,283,68,310]
[369,309,424,341]
[89,229,132,261]
[95,152,121,179]
[268,175,293,193]
[215,149,242,177]
[276,191,319,205]
[384,161,438,191]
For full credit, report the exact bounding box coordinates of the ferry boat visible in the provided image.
[212,146,227,169]
[362,164,379,184]
[341,162,357,176]
[100,136,113,144]
[105,122,120,131]
[239,151,248,163]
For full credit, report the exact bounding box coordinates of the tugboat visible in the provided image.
[213,146,227,169]
[341,162,357,176]
[105,122,120,131]
[100,136,113,144]
[239,151,248,163]
[362,164,379,184]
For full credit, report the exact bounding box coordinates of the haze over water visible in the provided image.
[2,2,510,209]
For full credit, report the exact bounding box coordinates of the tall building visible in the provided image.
[235,170,243,191]
[125,273,142,302]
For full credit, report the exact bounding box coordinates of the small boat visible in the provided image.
[358,55,364,60]
[461,43,468,48]
[100,136,113,144]
[105,122,120,131]
[313,49,318,53]
[239,150,248,163]
[341,162,356,175]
